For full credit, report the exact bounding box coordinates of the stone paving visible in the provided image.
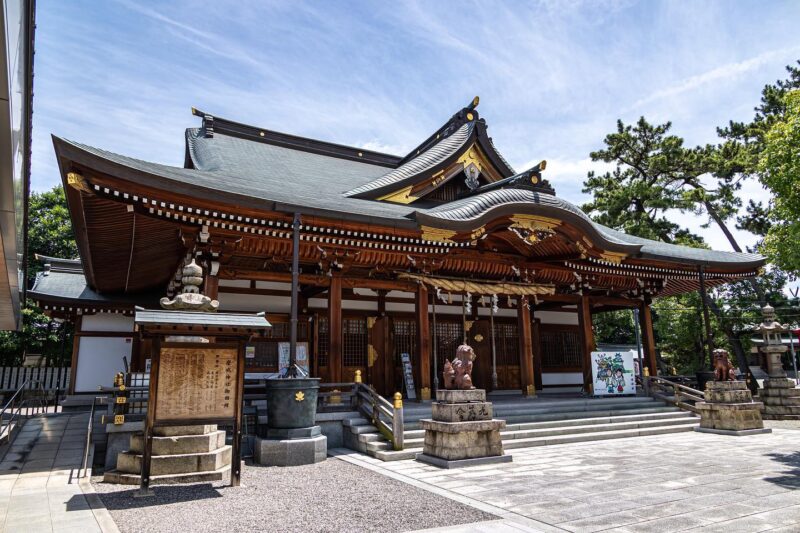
[338,425,800,532]
[0,413,116,533]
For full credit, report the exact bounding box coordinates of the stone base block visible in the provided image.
[415,453,512,469]
[763,378,797,389]
[266,425,322,440]
[432,402,492,422]
[254,435,327,466]
[153,425,218,437]
[705,380,748,391]
[435,389,486,403]
[103,465,231,485]
[421,420,505,461]
[695,427,772,437]
[117,445,232,476]
[707,389,754,403]
[696,402,764,432]
[129,430,226,455]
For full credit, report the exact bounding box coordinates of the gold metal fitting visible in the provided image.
[393,392,403,409]
[643,367,650,377]
[354,370,362,384]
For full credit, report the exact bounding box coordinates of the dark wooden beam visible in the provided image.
[518,298,535,397]
[328,273,343,383]
[639,298,658,376]
[577,293,594,394]
[416,285,431,401]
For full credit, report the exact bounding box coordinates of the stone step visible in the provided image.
[501,417,697,440]
[503,410,693,431]
[372,448,422,461]
[128,430,226,455]
[350,424,380,435]
[496,406,681,424]
[116,445,232,476]
[366,437,423,453]
[103,464,232,485]
[502,422,698,449]
[342,417,370,427]
[399,400,665,422]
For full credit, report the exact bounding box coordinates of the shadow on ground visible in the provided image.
[765,451,800,490]
[94,482,224,509]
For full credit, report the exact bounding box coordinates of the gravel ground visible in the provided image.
[764,419,800,430]
[92,457,496,533]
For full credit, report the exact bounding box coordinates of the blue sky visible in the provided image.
[30,0,800,254]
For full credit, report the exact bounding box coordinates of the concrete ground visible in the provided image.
[337,422,800,532]
[0,413,117,533]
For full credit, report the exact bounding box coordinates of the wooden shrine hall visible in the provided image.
[32,97,764,399]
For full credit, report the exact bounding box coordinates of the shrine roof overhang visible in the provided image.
[54,136,764,270]
[29,255,160,315]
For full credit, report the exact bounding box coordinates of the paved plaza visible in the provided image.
[0,413,116,533]
[336,424,800,532]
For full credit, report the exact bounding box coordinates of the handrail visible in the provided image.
[647,376,704,413]
[80,397,98,478]
[0,379,48,445]
[354,383,404,451]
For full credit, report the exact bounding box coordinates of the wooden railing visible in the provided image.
[355,383,404,451]
[647,376,704,413]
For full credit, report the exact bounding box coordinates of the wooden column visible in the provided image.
[517,297,535,397]
[68,315,82,394]
[532,318,543,391]
[416,284,431,401]
[203,260,219,300]
[577,293,594,394]
[328,273,343,384]
[639,298,658,376]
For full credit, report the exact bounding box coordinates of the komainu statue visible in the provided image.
[713,348,738,381]
[443,344,476,390]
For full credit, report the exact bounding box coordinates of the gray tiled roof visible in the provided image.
[344,122,474,197]
[55,132,765,269]
[29,269,157,305]
[135,310,271,328]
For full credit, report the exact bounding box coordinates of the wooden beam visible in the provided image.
[639,298,658,376]
[518,298,535,397]
[577,293,594,394]
[589,295,640,308]
[328,273,343,383]
[416,285,431,401]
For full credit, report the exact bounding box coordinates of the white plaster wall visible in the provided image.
[255,281,290,290]
[219,279,251,288]
[74,336,132,392]
[218,292,284,313]
[80,314,134,332]
[541,372,583,385]
[536,311,579,326]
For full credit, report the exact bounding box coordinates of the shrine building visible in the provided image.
[31,98,764,398]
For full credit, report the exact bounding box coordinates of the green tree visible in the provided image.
[759,90,800,274]
[582,117,762,375]
[26,185,78,283]
[0,184,77,366]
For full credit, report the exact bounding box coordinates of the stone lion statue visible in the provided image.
[713,348,737,381]
[443,344,476,390]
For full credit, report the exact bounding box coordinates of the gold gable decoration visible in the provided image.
[420,226,457,244]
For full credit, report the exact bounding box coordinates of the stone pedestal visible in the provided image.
[695,381,771,436]
[254,425,327,466]
[416,389,511,468]
[759,377,800,420]
[103,424,232,485]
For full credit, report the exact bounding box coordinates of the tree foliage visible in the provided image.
[759,90,800,275]
[0,185,78,366]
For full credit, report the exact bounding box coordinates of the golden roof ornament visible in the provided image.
[160,258,219,312]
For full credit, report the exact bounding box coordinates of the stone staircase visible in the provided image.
[103,424,231,485]
[344,396,699,461]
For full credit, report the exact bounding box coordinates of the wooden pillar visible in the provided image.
[532,318,543,391]
[416,284,431,401]
[328,273,343,383]
[518,297,535,397]
[68,315,82,394]
[639,298,658,377]
[577,293,594,394]
[203,260,219,299]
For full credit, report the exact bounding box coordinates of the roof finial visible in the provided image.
[469,96,480,110]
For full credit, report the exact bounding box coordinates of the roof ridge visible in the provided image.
[190,107,402,167]
[397,96,480,165]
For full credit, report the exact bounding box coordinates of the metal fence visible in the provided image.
[0,367,71,392]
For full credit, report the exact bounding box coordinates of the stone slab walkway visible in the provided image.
[336,426,800,532]
[0,413,117,533]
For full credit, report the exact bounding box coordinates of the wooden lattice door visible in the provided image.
[342,317,368,383]
[493,321,521,390]
[468,320,492,390]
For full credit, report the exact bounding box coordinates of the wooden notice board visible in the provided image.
[155,344,240,423]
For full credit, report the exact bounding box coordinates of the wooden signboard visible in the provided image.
[155,345,239,422]
[401,352,416,400]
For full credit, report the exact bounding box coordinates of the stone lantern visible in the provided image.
[755,304,800,420]
[754,304,788,378]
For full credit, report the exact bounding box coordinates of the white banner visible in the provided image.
[591,351,637,396]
